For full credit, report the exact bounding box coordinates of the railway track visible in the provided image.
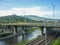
[25,31,58,45]
[39,32,58,45]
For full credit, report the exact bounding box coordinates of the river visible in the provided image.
[0,29,41,45]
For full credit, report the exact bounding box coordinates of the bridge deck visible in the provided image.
[0,22,60,27]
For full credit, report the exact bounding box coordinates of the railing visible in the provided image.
[0,22,60,27]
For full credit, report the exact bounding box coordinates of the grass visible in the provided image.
[50,39,60,45]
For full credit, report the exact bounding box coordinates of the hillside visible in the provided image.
[0,15,60,23]
[23,15,51,22]
[23,15,60,22]
[0,15,37,23]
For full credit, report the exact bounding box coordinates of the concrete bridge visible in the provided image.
[0,22,60,36]
[0,22,60,27]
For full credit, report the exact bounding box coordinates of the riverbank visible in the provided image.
[0,33,12,37]
[0,33,17,40]
[0,28,41,45]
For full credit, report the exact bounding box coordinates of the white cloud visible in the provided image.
[0,10,12,16]
[0,7,60,18]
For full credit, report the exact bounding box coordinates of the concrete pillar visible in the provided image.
[43,27,47,34]
[40,27,47,36]
[40,27,44,36]
[43,27,47,45]
[13,26,17,34]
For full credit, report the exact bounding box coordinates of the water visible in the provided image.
[0,29,41,45]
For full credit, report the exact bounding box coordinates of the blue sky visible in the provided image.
[0,0,60,19]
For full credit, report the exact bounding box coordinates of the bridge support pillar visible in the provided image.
[40,27,44,36]
[40,27,47,36]
[13,26,17,34]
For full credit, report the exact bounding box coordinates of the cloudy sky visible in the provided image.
[0,0,60,19]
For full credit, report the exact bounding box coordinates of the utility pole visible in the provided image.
[52,3,56,24]
[52,3,55,20]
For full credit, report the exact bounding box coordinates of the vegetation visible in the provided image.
[29,27,40,32]
[0,33,12,37]
[0,15,38,23]
[24,27,40,34]
[50,39,60,45]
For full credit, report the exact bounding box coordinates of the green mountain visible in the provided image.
[23,15,60,22]
[23,15,51,22]
[0,15,37,23]
[0,15,59,23]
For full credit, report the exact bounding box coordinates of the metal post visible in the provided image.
[53,4,55,19]
[44,19,46,26]
[52,3,56,26]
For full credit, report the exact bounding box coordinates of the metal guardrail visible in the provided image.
[0,22,60,27]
